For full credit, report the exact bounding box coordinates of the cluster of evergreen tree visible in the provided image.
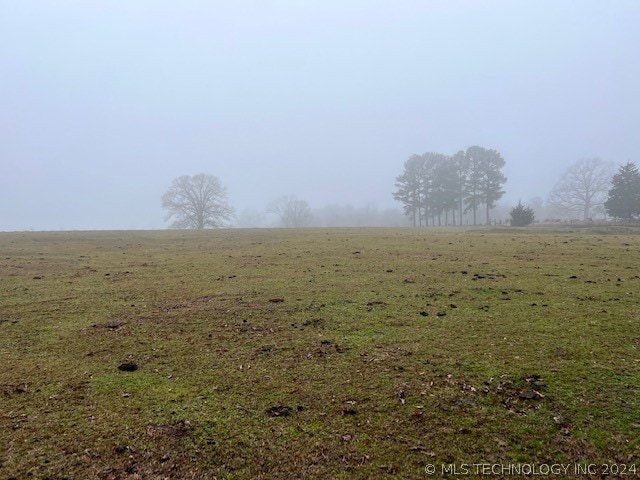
[605,161,640,220]
[393,146,507,226]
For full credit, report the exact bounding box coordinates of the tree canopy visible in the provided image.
[162,174,234,229]
[267,195,312,227]
[604,162,640,220]
[393,146,506,226]
[547,158,613,220]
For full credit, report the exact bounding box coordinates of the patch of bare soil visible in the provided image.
[483,374,548,415]
[306,340,345,358]
[147,419,193,439]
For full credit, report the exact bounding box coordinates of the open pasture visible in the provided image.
[1,228,639,479]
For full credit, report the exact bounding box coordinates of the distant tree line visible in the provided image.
[159,158,639,230]
[267,195,312,228]
[160,178,407,229]
[393,146,507,226]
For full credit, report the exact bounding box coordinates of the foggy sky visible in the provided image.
[1,1,639,230]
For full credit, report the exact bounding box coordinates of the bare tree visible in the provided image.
[162,173,234,229]
[235,208,266,228]
[268,195,312,227]
[547,158,614,220]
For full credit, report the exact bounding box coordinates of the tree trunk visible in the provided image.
[584,189,591,221]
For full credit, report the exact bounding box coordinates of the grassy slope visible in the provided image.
[0,228,638,479]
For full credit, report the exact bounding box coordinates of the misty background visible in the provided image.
[1,1,639,231]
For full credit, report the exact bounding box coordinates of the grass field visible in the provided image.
[1,227,639,479]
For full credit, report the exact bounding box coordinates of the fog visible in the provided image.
[1,1,639,230]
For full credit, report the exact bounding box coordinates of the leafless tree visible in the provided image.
[162,173,234,229]
[267,195,312,227]
[235,208,266,228]
[547,158,614,220]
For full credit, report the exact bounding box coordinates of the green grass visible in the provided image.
[1,228,639,479]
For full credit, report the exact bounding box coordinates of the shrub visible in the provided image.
[510,201,535,226]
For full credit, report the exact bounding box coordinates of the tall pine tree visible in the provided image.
[479,148,507,225]
[604,162,640,220]
[463,146,506,225]
[463,146,484,225]
[394,146,506,226]
[393,155,426,227]
[451,150,469,226]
